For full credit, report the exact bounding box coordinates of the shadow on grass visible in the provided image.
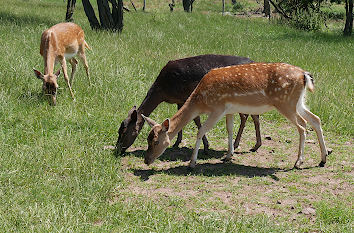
[0,11,56,27]
[122,146,251,162]
[133,162,283,181]
[18,90,53,106]
[133,163,323,181]
[119,146,322,181]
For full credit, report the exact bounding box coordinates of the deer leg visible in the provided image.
[250,115,261,152]
[69,58,78,86]
[234,113,248,149]
[190,110,224,168]
[277,106,306,169]
[59,57,75,100]
[294,114,307,168]
[224,114,234,161]
[173,104,183,148]
[193,116,209,154]
[298,107,328,167]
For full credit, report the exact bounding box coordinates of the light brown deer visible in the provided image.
[142,63,329,169]
[33,22,90,105]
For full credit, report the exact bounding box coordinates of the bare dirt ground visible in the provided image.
[111,120,353,228]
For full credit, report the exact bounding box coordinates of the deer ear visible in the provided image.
[33,69,43,80]
[128,106,138,121]
[161,119,170,132]
[55,69,61,78]
[131,109,138,122]
[141,114,157,128]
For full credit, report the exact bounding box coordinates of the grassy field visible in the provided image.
[0,0,353,232]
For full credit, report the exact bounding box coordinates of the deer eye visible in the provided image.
[154,141,159,146]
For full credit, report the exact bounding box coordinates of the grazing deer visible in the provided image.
[33,22,90,105]
[116,54,261,154]
[142,63,328,169]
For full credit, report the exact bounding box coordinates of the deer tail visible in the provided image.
[304,72,314,93]
[84,41,91,51]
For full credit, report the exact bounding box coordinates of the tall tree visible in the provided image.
[82,0,123,32]
[65,0,76,22]
[344,0,353,35]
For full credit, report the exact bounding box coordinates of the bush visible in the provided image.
[290,9,327,31]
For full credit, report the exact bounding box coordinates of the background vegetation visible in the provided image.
[0,0,353,232]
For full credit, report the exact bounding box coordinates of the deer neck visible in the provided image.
[167,99,200,140]
[43,53,56,75]
[136,84,164,131]
[41,33,57,75]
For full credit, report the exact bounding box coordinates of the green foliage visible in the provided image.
[277,0,327,31]
[322,4,346,20]
[232,1,245,12]
[0,0,353,232]
[290,9,327,31]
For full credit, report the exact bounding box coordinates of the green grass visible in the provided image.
[0,0,353,232]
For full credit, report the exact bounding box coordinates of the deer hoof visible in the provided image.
[319,161,326,167]
[294,161,303,170]
[250,144,261,152]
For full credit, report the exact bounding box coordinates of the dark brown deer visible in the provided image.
[116,54,261,154]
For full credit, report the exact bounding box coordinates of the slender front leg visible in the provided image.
[190,111,224,168]
[173,104,183,148]
[234,113,248,149]
[225,114,234,161]
[193,116,209,154]
[59,56,75,100]
[250,115,262,152]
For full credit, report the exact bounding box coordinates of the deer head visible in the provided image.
[33,69,61,105]
[116,106,142,153]
[142,114,171,165]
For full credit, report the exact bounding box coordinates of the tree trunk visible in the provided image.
[97,0,114,29]
[263,0,271,18]
[82,0,101,30]
[82,0,123,32]
[65,0,76,22]
[111,0,123,32]
[344,0,353,36]
[222,0,225,15]
[183,0,193,12]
